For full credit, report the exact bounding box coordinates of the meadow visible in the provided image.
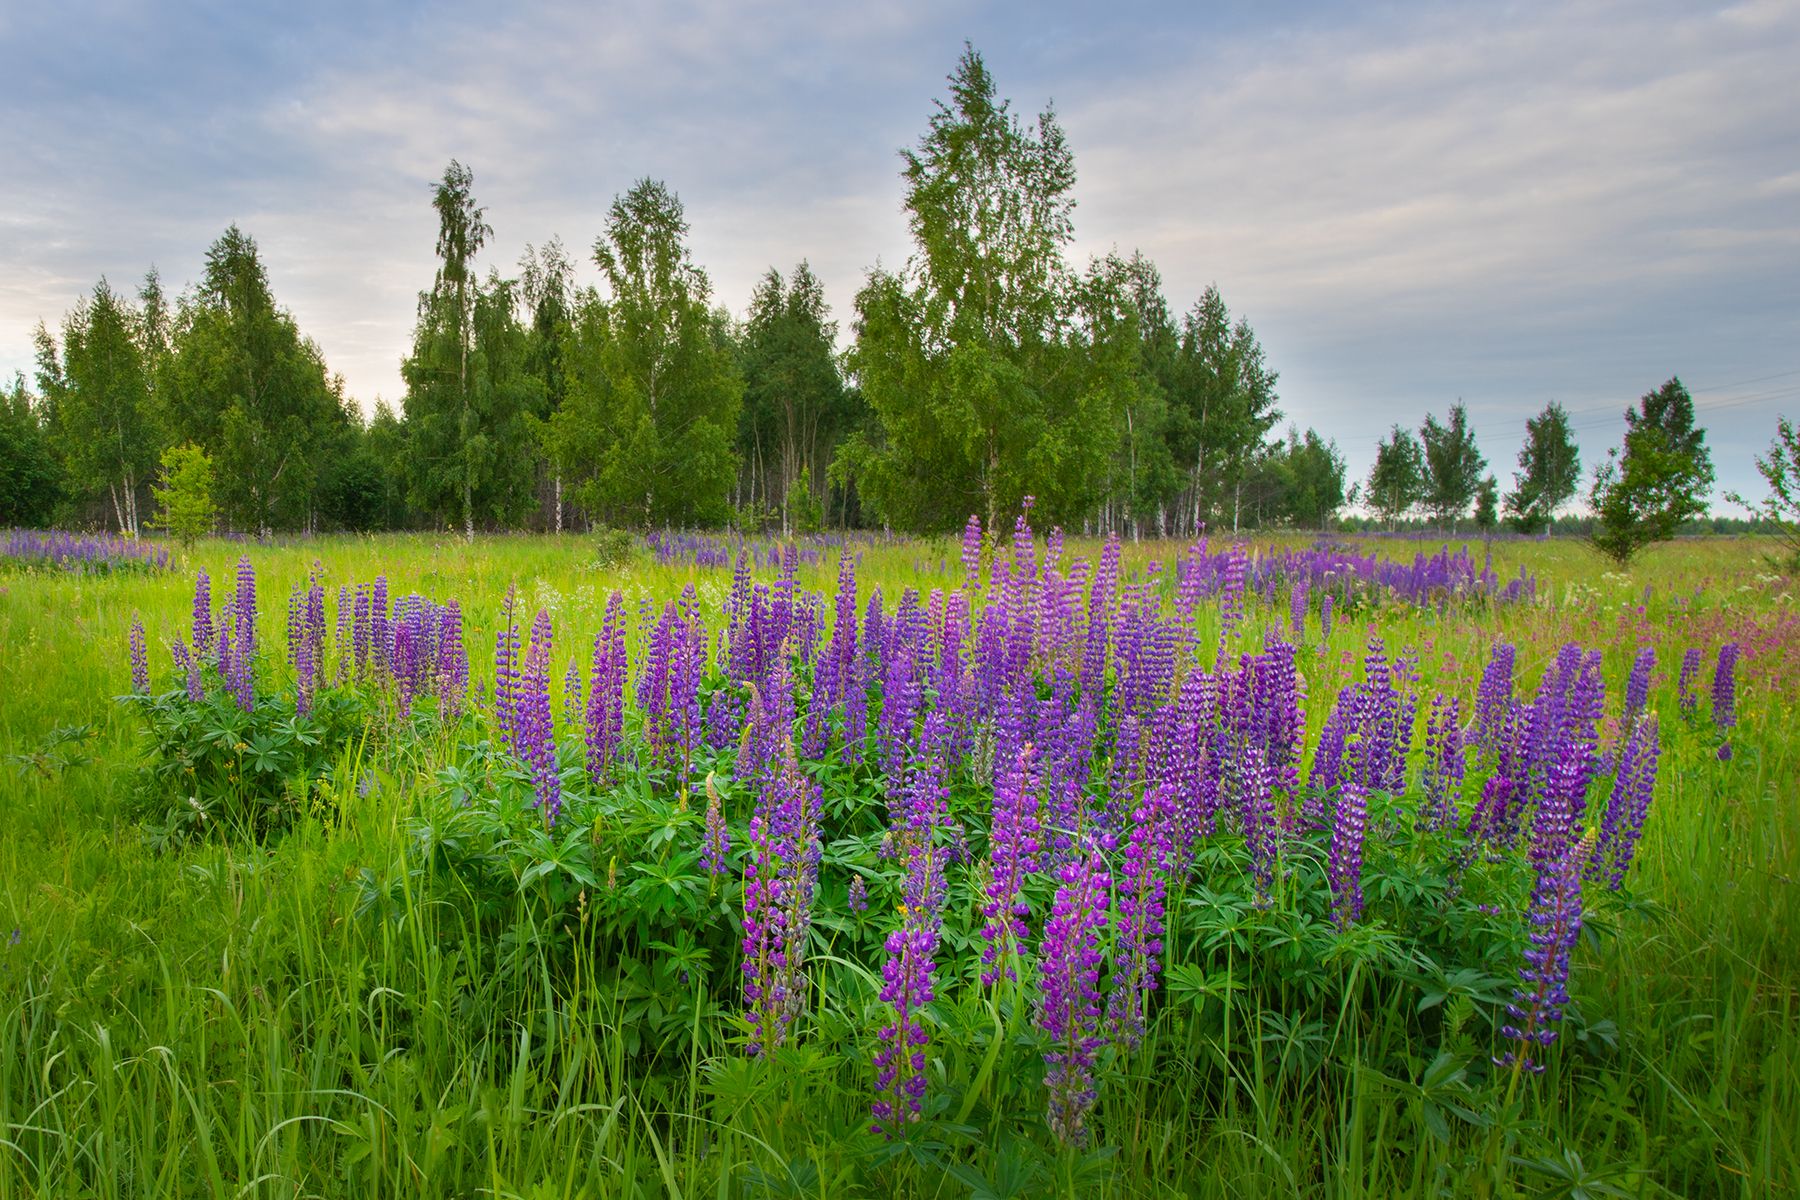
[0,526,1796,1199]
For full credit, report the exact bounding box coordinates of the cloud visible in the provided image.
[2,0,1795,499]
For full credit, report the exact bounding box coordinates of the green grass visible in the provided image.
[1,532,1796,1198]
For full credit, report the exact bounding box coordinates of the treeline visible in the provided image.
[1,48,1345,537]
[0,47,1718,541]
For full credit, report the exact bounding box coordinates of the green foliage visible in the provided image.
[1506,401,1581,535]
[1725,415,1800,568]
[740,262,853,530]
[41,279,156,533]
[1473,474,1499,536]
[1082,251,1179,536]
[1589,377,1715,564]
[592,525,638,568]
[148,442,216,548]
[843,47,1113,532]
[0,374,62,525]
[1162,284,1282,534]
[403,161,539,536]
[125,683,372,843]
[1270,425,1349,530]
[162,225,353,533]
[547,179,742,528]
[1369,425,1425,528]
[1419,403,1486,528]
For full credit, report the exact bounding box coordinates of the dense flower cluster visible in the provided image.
[741,747,820,1056]
[125,513,1734,1149]
[1038,840,1111,1146]
[2,528,170,574]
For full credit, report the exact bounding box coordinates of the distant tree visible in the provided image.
[402,160,506,539]
[164,226,350,532]
[1505,401,1581,535]
[0,374,62,525]
[1367,425,1425,530]
[1419,402,1485,528]
[840,45,1114,532]
[1725,415,1800,567]
[1163,284,1281,535]
[1589,377,1714,564]
[1278,426,1349,531]
[149,443,217,548]
[519,237,577,530]
[740,261,850,531]
[548,178,741,527]
[1473,474,1499,539]
[46,281,156,534]
[1079,250,1177,538]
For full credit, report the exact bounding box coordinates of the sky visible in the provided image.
[3,0,1797,507]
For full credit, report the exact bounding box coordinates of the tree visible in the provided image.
[1367,425,1424,530]
[1419,402,1485,529]
[740,262,850,531]
[547,178,741,527]
[1079,250,1176,538]
[1505,401,1580,535]
[519,238,577,530]
[150,443,217,548]
[840,45,1114,531]
[1161,285,1282,535]
[0,374,62,525]
[1589,377,1714,564]
[1724,416,1800,567]
[47,281,156,533]
[402,161,505,538]
[1473,474,1499,539]
[164,226,349,532]
[1275,425,1349,531]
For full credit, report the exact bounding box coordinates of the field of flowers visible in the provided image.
[1,523,1796,1198]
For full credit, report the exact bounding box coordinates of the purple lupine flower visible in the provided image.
[128,614,149,694]
[585,591,627,781]
[1319,590,1334,641]
[352,585,372,679]
[171,638,203,702]
[847,875,869,912]
[370,576,390,678]
[1329,781,1367,927]
[1473,643,1516,760]
[1238,742,1280,901]
[226,557,256,711]
[1587,714,1659,889]
[1419,693,1465,832]
[982,742,1043,985]
[1498,839,1585,1075]
[1038,838,1111,1147]
[1677,647,1702,717]
[1289,580,1308,642]
[494,585,522,750]
[516,609,561,828]
[438,601,467,718]
[742,747,820,1055]
[562,656,584,726]
[1711,642,1740,731]
[638,596,706,781]
[1109,786,1173,1050]
[701,774,730,876]
[192,570,214,657]
[873,738,949,1136]
[961,514,983,596]
[872,922,937,1135]
[1623,646,1654,721]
